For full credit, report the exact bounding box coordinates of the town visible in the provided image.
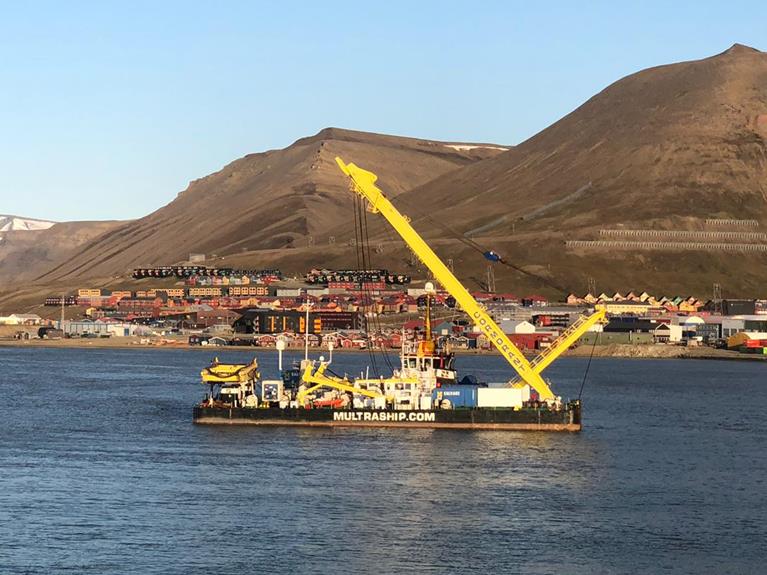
[1,264,766,356]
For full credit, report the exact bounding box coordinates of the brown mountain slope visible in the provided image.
[15,46,767,301]
[38,128,506,282]
[382,43,767,297]
[0,221,123,289]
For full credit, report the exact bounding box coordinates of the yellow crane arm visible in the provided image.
[335,157,556,401]
[298,362,385,405]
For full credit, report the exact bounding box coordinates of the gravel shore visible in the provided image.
[1,337,764,361]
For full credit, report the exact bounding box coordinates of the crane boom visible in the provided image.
[336,157,556,401]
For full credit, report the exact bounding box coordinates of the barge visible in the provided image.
[193,405,581,431]
[193,310,583,432]
[192,158,605,432]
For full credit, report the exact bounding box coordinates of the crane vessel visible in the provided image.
[193,158,606,430]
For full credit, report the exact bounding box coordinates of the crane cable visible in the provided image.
[577,330,600,400]
[352,194,378,375]
[353,193,395,375]
[366,208,397,372]
[387,193,569,293]
[358,195,395,373]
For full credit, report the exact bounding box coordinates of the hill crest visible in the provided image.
[34,128,507,283]
[6,45,767,298]
[386,43,767,296]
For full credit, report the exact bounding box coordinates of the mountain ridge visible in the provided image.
[400,42,767,233]
[380,43,767,296]
[32,128,507,283]
[4,44,767,299]
[0,220,125,289]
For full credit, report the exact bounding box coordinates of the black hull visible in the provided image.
[193,403,582,432]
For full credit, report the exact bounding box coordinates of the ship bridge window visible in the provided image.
[407,358,417,368]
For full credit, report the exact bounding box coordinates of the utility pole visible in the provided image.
[486,263,496,294]
[713,283,722,315]
[408,249,422,272]
[304,303,312,361]
[588,277,597,297]
[276,338,285,371]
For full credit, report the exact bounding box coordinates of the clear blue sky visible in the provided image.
[1,1,765,222]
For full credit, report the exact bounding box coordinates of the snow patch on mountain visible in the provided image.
[445,144,509,152]
[0,215,56,232]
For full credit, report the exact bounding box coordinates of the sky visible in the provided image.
[1,1,766,222]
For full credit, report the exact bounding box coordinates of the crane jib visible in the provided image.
[335,156,566,400]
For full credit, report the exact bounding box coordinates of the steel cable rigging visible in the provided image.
[351,194,378,375]
[387,193,568,294]
[352,193,396,375]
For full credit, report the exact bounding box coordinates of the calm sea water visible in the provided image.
[0,347,765,575]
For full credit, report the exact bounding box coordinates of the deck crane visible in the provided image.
[335,157,606,401]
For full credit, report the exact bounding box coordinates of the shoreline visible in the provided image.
[1,338,764,361]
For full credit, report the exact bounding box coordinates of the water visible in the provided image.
[0,347,765,574]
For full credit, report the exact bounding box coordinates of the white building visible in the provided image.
[57,320,146,337]
[0,314,42,326]
[500,319,536,334]
[653,323,683,343]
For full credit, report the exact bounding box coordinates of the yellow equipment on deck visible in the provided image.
[200,357,260,384]
[297,361,389,406]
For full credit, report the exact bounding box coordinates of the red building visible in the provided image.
[508,333,552,350]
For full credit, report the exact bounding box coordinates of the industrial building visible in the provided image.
[233,309,360,334]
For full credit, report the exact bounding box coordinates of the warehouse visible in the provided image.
[233,309,360,334]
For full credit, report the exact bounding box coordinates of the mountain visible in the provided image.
[7,45,767,300]
[0,215,112,290]
[0,215,55,233]
[385,43,767,297]
[35,128,507,283]
[0,221,124,289]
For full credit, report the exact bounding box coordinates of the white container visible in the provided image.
[477,387,526,408]
[419,395,433,410]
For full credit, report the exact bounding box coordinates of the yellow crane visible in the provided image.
[335,157,605,401]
